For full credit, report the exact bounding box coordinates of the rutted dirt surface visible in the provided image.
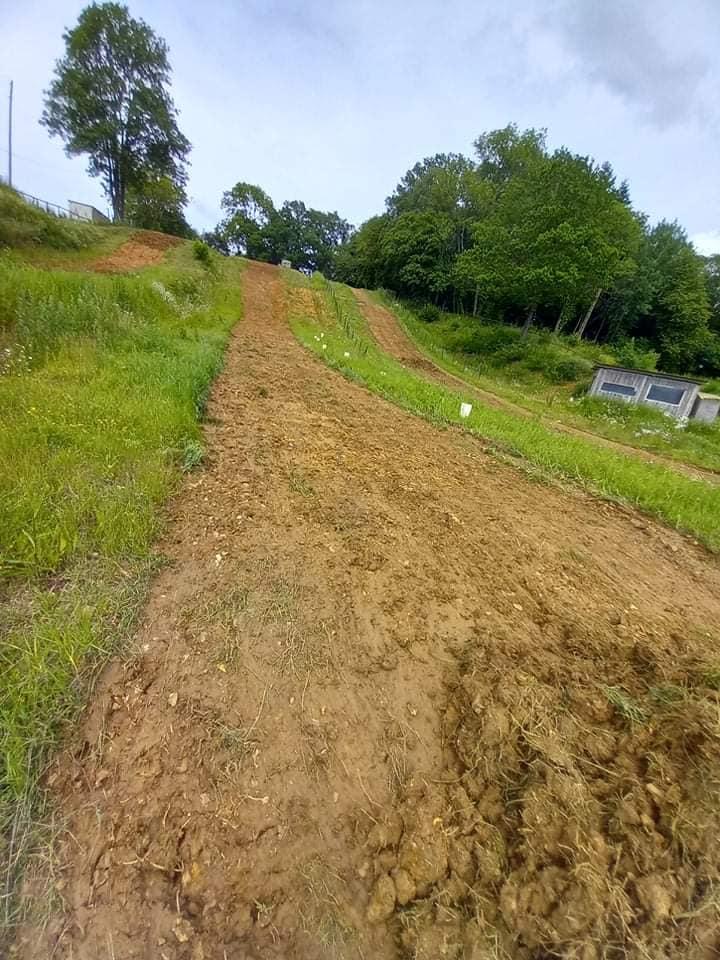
[353,289,720,485]
[90,230,182,272]
[16,262,720,959]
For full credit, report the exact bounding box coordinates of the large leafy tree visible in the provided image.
[704,254,720,333]
[639,223,711,371]
[42,2,190,222]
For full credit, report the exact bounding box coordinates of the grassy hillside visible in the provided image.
[0,194,242,930]
[385,298,720,474]
[287,271,720,551]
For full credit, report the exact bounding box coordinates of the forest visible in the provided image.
[208,126,720,377]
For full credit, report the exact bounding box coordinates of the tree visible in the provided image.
[42,2,190,222]
[265,201,351,274]
[125,175,193,237]
[704,254,720,333]
[214,182,352,275]
[218,182,276,259]
[641,223,711,371]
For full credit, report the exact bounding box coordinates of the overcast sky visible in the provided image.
[2,0,719,252]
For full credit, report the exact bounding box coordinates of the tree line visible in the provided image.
[334,127,718,375]
[42,4,719,375]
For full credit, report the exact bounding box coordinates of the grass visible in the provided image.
[287,273,720,552]
[0,208,243,934]
[384,296,720,474]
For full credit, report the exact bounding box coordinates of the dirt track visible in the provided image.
[90,230,182,272]
[17,262,720,959]
[353,290,720,485]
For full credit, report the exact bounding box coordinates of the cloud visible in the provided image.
[551,0,711,126]
[691,231,720,256]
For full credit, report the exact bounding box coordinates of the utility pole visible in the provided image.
[7,80,13,187]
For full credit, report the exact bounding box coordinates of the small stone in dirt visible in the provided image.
[167,692,178,707]
[367,873,396,923]
[173,917,194,942]
[392,867,416,906]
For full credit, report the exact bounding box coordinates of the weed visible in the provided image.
[649,684,686,706]
[289,470,315,498]
[700,668,720,691]
[603,686,648,724]
[192,239,215,272]
[299,859,354,950]
[180,438,204,471]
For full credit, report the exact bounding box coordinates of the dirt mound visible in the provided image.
[365,633,720,958]
[90,230,182,272]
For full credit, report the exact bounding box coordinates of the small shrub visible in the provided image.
[612,338,659,372]
[416,303,441,323]
[547,356,593,383]
[192,239,214,270]
[167,273,203,302]
[180,438,204,471]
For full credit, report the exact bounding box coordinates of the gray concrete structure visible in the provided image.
[589,365,706,420]
[692,392,720,424]
[68,200,110,224]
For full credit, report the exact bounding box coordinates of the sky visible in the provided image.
[2,0,719,253]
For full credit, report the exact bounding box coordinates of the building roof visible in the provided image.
[593,364,702,386]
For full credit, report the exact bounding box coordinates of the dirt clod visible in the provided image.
[367,874,396,923]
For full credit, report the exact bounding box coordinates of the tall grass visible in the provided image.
[383,294,720,474]
[289,274,720,552]
[0,183,104,251]
[0,247,243,932]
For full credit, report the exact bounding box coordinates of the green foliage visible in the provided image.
[125,175,193,237]
[417,304,441,323]
[389,296,720,473]
[612,337,659,371]
[0,184,103,251]
[180,437,204,471]
[705,254,720,333]
[643,222,711,371]
[0,241,242,902]
[338,125,711,376]
[192,239,215,270]
[216,183,351,274]
[42,2,190,221]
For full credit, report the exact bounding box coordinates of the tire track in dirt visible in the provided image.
[353,289,720,486]
[16,262,720,959]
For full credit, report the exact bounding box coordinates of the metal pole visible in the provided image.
[8,80,13,187]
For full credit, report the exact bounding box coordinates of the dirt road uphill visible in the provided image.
[18,261,720,959]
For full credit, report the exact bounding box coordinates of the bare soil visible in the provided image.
[90,230,182,272]
[14,262,720,959]
[353,290,720,485]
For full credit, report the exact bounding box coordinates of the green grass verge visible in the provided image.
[288,273,720,552]
[0,244,242,932]
[384,295,720,474]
